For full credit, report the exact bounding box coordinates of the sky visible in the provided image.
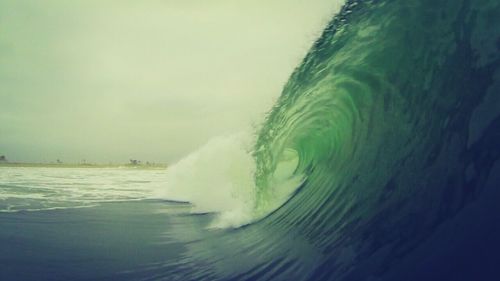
[0,0,343,164]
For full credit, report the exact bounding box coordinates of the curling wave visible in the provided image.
[147,0,500,280]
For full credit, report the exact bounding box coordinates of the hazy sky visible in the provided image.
[0,0,342,163]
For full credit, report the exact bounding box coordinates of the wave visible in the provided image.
[157,132,307,228]
[144,0,500,280]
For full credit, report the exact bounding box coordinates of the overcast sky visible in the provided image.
[0,0,343,163]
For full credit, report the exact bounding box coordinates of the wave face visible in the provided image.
[144,1,500,280]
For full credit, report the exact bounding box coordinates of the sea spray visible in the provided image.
[157,133,305,228]
[155,133,257,228]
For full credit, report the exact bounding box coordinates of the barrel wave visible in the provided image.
[140,0,500,280]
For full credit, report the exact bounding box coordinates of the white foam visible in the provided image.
[0,167,167,212]
[154,133,257,228]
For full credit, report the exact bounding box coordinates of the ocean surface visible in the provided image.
[0,167,194,280]
[2,0,500,280]
[0,167,168,213]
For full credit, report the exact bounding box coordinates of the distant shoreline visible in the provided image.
[0,162,167,169]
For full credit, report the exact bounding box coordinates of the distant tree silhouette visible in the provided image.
[0,155,6,162]
[130,159,141,165]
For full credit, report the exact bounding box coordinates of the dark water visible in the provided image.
[2,0,500,280]
[0,201,199,281]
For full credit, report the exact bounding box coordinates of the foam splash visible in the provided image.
[155,133,258,228]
